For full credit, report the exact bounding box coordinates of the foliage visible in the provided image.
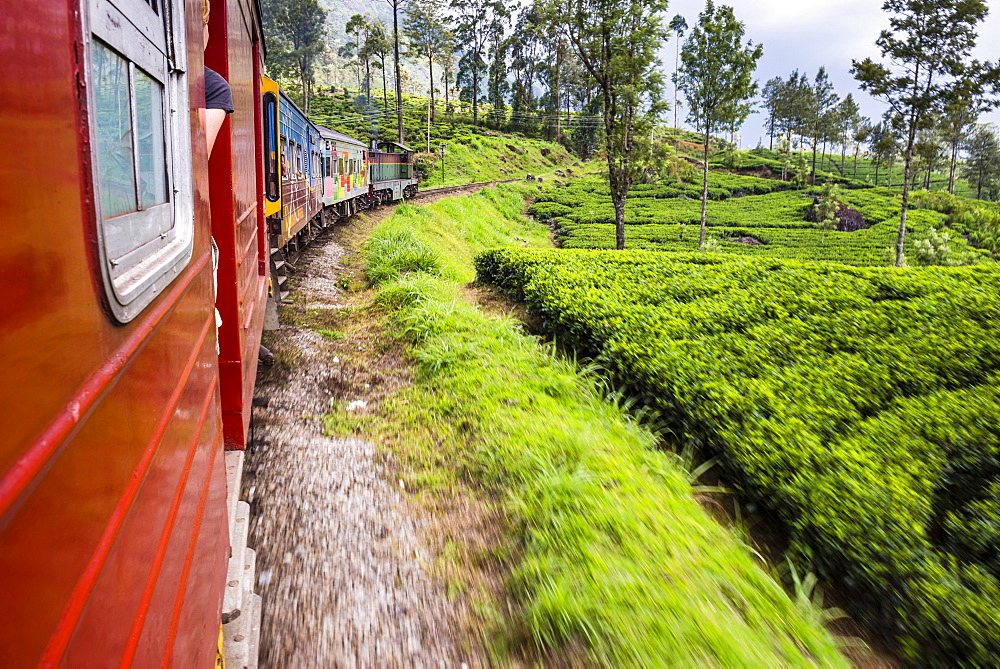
[476,246,1000,664]
[263,0,326,113]
[537,171,993,265]
[962,124,1000,201]
[813,182,840,243]
[550,0,668,250]
[367,186,847,666]
[676,0,762,247]
[852,0,1000,265]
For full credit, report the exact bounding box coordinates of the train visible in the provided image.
[0,0,417,664]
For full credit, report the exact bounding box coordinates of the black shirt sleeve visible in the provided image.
[205,67,234,114]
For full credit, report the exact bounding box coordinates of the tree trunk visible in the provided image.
[673,38,680,130]
[381,56,388,110]
[810,136,818,185]
[428,55,435,122]
[700,129,710,247]
[364,57,371,101]
[554,42,562,142]
[472,57,479,125]
[392,2,404,143]
[897,123,918,267]
[948,141,958,194]
[853,144,859,179]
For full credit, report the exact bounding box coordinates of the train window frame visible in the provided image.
[263,92,279,201]
[83,0,194,324]
[280,136,289,181]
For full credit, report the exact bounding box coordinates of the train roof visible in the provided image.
[316,125,367,148]
[376,140,413,153]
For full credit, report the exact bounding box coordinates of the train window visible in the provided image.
[263,93,279,200]
[85,0,193,323]
[280,136,288,181]
[295,143,302,178]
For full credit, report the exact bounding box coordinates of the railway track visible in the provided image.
[411,178,524,199]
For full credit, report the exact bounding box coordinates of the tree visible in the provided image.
[345,15,373,102]
[366,21,392,110]
[669,14,688,130]
[852,0,1000,266]
[836,94,861,175]
[677,0,762,247]
[263,0,326,114]
[405,0,448,122]
[962,124,1000,200]
[386,0,408,142]
[939,97,978,193]
[813,182,841,243]
[806,67,838,183]
[553,0,669,250]
[761,76,783,150]
[450,0,508,126]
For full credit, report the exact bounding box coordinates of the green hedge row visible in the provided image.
[533,173,994,266]
[475,248,1000,665]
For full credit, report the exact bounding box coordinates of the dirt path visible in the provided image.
[242,212,477,668]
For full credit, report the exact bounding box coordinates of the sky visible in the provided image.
[660,0,1000,148]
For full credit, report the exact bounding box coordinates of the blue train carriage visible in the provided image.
[317,126,370,220]
[369,140,419,205]
[270,90,323,249]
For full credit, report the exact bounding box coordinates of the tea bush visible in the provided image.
[537,174,993,266]
[475,247,1000,664]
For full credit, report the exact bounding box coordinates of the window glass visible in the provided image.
[134,67,167,209]
[86,0,192,323]
[92,41,137,218]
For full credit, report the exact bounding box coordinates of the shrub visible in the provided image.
[475,247,1000,664]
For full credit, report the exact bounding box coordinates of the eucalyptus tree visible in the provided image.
[486,31,510,127]
[962,124,1000,200]
[345,15,373,102]
[365,21,392,109]
[551,0,669,250]
[939,98,978,193]
[677,0,762,247]
[669,14,688,130]
[806,67,838,183]
[263,0,326,113]
[762,77,783,150]
[405,0,448,121]
[386,0,408,142]
[853,0,1000,265]
[508,7,544,133]
[852,116,872,178]
[450,0,509,126]
[836,94,861,174]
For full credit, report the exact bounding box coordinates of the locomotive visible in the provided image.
[0,0,416,664]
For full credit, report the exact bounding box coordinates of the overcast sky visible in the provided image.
[659,0,1000,147]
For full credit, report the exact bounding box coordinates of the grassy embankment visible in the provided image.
[309,91,583,188]
[339,182,849,665]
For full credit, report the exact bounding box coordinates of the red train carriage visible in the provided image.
[0,0,266,664]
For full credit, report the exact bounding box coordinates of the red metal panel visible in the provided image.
[206,0,266,450]
[0,0,231,665]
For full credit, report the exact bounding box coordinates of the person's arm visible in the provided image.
[205,108,227,155]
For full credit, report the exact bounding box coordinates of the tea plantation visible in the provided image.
[534,172,994,266]
[476,247,1000,664]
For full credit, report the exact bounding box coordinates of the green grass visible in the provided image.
[415,135,579,188]
[363,184,849,666]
